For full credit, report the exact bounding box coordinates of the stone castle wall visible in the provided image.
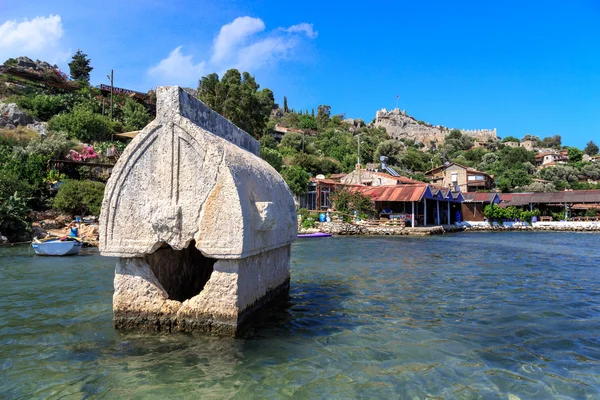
[374,108,496,147]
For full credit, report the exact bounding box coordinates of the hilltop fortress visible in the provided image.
[374,108,497,147]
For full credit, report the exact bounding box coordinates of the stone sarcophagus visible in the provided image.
[99,86,296,335]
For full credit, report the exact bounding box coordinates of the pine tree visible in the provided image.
[584,140,599,156]
[283,96,289,113]
[68,50,93,82]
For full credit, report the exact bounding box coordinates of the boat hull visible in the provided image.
[32,239,83,256]
[297,233,332,238]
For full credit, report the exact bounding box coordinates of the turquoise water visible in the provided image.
[1,232,599,399]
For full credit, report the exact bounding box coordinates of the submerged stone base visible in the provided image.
[113,245,291,336]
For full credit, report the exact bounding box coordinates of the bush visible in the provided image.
[281,165,310,196]
[52,180,105,216]
[483,205,540,223]
[48,104,114,142]
[0,192,31,242]
[260,147,283,171]
[331,187,375,220]
[16,94,68,121]
[121,98,151,131]
[22,131,73,159]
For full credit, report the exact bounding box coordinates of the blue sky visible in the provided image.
[1,0,599,148]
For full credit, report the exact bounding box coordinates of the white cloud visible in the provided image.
[235,37,296,71]
[148,46,206,86]
[148,16,317,85]
[211,16,265,64]
[283,23,318,39]
[0,15,69,64]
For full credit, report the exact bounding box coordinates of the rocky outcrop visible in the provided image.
[26,121,48,137]
[100,86,296,336]
[0,103,34,129]
[374,108,496,148]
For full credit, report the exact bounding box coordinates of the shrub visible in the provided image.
[16,94,68,121]
[0,127,39,147]
[260,147,283,172]
[281,165,310,196]
[0,192,31,242]
[297,114,318,130]
[48,104,114,142]
[331,187,375,220]
[23,131,73,159]
[121,98,151,131]
[52,180,105,216]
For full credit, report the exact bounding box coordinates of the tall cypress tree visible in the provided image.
[68,50,93,82]
[283,96,289,113]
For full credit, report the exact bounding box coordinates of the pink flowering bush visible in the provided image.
[66,145,99,162]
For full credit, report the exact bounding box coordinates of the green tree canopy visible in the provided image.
[584,140,599,156]
[68,50,93,82]
[567,147,583,163]
[541,135,562,149]
[280,165,310,196]
[316,105,331,129]
[197,69,274,138]
[502,136,520,143]
[121,98,151,131]
[374,139,404,167]
[297,114,318,130]
[260,147,283,172]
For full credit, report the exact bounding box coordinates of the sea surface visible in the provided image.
[1,232,599,399]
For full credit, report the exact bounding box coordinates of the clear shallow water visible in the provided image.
[1,232,600,399]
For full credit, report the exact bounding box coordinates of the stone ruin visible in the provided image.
[374,108,497,148]
[99,86,297,336]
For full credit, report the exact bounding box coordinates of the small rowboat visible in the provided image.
[32,237,83,256]
[297,232,332,238]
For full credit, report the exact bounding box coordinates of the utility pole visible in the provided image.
[357,135,361,165]
[357,133,364,166]
[107,70,114,120]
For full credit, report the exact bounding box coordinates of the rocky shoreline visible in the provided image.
[298,221,600,236]
[462,221,600,232]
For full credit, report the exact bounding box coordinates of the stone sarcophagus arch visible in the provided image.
[100,86,296,335]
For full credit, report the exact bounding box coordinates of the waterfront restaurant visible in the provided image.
[499,190,600,219]
[355,184,463,227]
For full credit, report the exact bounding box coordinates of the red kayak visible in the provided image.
[297,232,332,238]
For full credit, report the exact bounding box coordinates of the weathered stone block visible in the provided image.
[100,86,296,335]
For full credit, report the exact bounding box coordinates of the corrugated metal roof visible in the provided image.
[463,192,499,203]
[500,190,600,206]
[355,184,428,202]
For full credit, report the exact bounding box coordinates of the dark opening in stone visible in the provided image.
[145,240,216,302]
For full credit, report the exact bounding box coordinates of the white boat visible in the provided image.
[32,237,83,256]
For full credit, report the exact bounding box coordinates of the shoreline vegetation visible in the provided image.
[1,54,600,244]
